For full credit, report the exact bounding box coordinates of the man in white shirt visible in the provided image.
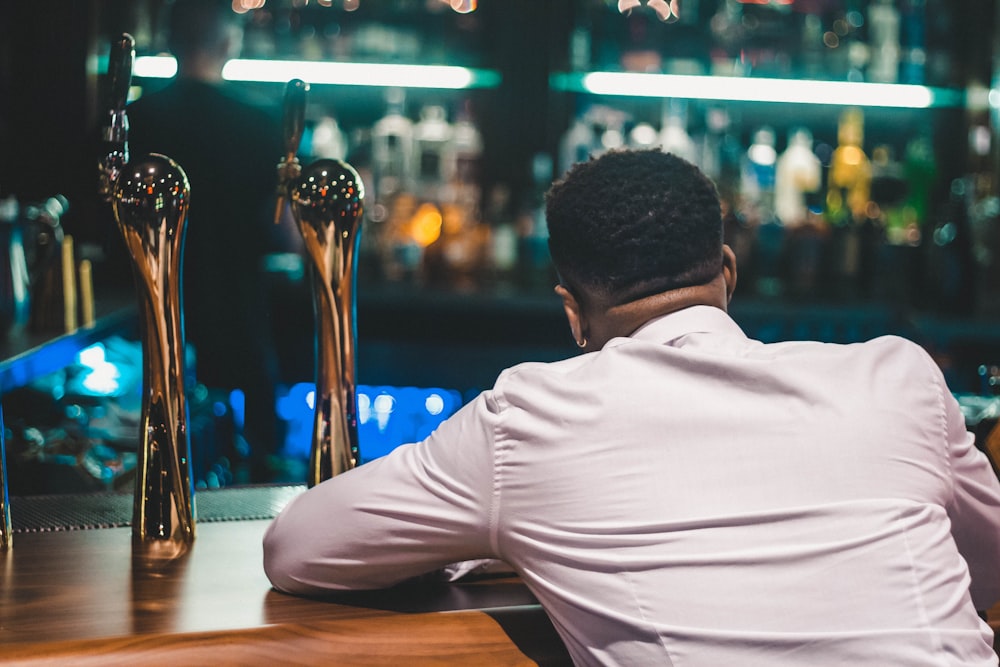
[264,149,1000,666]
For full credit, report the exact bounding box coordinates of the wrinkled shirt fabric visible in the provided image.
[265,305,1000,666]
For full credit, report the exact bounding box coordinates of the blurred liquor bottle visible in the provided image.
[515,153,556,292]
[412,105,453,202]
[659,99,698,165]
[727,0,798,77]
[741,127,779,225]
[708,0,745,76]
[441,99,484,211]
[869,144,919,305]
[370,89,418,283]
[965,102,1000,316]
[899,0,927,84]
[742,127,782,297]
[425,100,489,290]
[776,128,822,228]
[559,104,598,177]
[699,107,743,211]
[867,0,901,83]
[825,107,872,300]
[926,178,976,315]
[925,93,999,317]
[776,128,825,300]
[628,120,660,151]
[797,9,825,80]
[591,106,628,158]
[870,145,913,246]
[482,184,519,290]
[902,130,937,241]
[372,88,415,204]
[706,107,753,294]
[422,201,488,291]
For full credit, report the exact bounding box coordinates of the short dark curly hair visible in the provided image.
[545,149,723,306]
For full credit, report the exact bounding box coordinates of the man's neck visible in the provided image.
[587,275,730,348]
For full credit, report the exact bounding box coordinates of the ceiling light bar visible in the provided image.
[553,71,964,109]
[222,59,499,89]
[132,56,500,89]
[134,56,178,78]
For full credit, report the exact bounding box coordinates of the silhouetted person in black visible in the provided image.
[127,0,295,482]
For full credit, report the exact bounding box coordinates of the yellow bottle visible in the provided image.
[827,107,872,225]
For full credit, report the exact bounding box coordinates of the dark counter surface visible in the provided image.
[0,486,571,666]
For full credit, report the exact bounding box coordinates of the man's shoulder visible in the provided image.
[504,353,592,378]
[773,332,929,359]
[780,333,943,390]
[862,334,942,378]
[844,334,934,365]
[490,354,594,402]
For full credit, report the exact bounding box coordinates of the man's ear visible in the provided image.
[554,284,585,347]
[722,244,738,303]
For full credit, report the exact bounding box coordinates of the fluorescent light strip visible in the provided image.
[578,71,949,109]
[222,59,496,89]
[134,56,178,78]
[133,57,965,108]
[133,55,497,89]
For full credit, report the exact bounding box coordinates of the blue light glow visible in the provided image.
[76,343,122,395]
[425,393,445,416]
[229,388,245,430]
[278,383,465,463]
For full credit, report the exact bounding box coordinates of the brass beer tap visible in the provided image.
[99,34,195,558]
[274,79,308,226]
[277,79,364,486]
[99,34,133,202]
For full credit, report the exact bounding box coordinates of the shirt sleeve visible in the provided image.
[941,381,1000,611]
[263,391,500,595]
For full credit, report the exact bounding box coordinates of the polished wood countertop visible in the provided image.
[0,518,571,665]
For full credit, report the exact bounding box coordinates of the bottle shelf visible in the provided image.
[551,71,968,110]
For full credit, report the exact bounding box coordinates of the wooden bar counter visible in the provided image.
[0,488,572,666]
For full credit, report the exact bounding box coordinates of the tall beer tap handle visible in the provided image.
[108,33,135,115]
[275,78,309,224]
[99,33,135,201]
[282,78,309,158]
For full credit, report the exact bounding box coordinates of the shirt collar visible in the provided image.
[623,305,747,346]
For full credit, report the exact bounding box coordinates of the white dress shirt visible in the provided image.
[264,305,1000,666]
